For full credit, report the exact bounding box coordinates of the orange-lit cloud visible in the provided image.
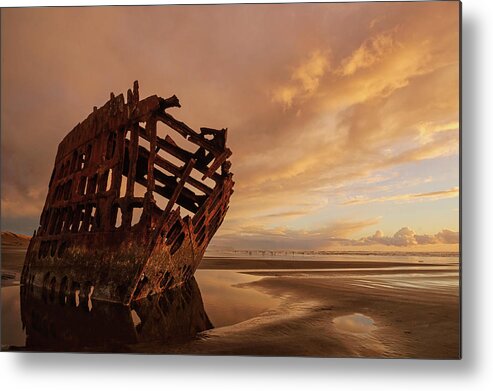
[344,187,459,205]
[272,50,330,108]
[337,30,396,76]
[361,227,459,247]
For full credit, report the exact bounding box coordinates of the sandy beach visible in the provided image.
[133,265,460,358]
[1,244,460,358]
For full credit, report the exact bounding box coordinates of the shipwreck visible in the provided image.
[21,81,234,305]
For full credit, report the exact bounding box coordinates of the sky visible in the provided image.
[1,2,460,251]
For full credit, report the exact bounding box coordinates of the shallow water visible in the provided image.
[333,313,375,334]
[1,285,25,347]
[195,270,281,328]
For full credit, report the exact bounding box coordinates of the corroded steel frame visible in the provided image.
[21,81,234,305]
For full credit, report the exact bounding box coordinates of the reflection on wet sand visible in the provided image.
[18,278,212,352]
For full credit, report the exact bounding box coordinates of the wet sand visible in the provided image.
[133,268,460,358]
[1,246,460,358]
[199,255,457,270]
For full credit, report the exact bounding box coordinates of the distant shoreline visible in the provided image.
[1,231,459,255]
[216,250,460,257]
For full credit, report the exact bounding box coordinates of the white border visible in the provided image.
[1,0,492,390]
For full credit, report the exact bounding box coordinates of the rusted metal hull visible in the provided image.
[21,81,233,305]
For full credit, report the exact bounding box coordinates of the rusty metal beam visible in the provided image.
[137,145,213,195]
[155,112,223,155]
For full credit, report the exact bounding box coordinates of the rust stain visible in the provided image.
[21,81,234,305]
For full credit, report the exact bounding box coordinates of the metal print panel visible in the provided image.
[1,1,461,358]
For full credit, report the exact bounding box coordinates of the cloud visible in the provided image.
[259,210,310,219]
[362,227,418,246]
[417,121,459,144]
[293,50,330,93]
[412,188,459,199]
[369,17,383,30]
[325,218,382,238]
[272,50,330,108]
[271,85,298,108]
[361,227,459,247]
[343,186,459,205]
[337,30,396,76]
[435,229,460,244]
